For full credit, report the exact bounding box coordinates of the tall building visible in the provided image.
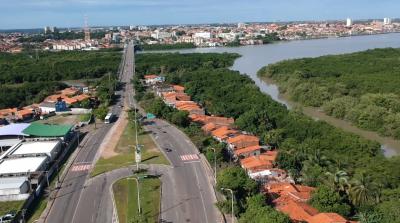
[346,18,353,27]
[237,22,246,28]
[84,16,90,41]
[384,18,392,25]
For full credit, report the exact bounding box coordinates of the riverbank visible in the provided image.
[260,76,400,157]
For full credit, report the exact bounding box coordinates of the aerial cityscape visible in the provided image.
[0,1,400,223]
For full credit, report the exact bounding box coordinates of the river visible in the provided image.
[147,33,400,156]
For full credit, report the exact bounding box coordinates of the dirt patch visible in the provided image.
[100,110,129,158]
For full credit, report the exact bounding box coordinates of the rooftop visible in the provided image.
[22,123,73,137]
[226,134,259,144]
[0,123,30,137]
[307,213,350,223]
[9,140,60,157]
[0,177,28,190]
[234,145,262,156]
[0,157,48,175]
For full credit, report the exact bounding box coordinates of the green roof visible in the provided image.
[22,123,73,137]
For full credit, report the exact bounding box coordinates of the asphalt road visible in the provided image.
[45,42,221,223]
[44,43,131,223]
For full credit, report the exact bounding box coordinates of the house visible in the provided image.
[240,154,275,171]
[202,122,218,134]
[211,126,239,142]
[175,101,205,115]
[144,74,165,85]
[226,134,259,150]
[234,145,262,159]
[162,92,191,106]
[39,102,56,114]
[189,114,208,123]
[265,182,315,203]
[60,87,80,97]
[274,198,319,223]
[71,94,90,103]
[173,85,185,93]
[154,84,174,97]
[248,168,288,184]
[307,213,353,223]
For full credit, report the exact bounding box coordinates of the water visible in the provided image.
[149,33,400,156]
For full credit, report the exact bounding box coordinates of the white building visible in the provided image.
[384,18,392,25]
[193,32,212,39]
[0,177,30,201]
[0,157,48,177]
[346,18,353,27]
[6,140,61,161]
[151,30,173,40]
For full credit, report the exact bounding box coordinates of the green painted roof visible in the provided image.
[22,123,73,137]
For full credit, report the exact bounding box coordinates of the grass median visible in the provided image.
[91,121,169,177]
[113,176,161,223]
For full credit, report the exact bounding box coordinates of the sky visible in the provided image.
[0,0,399,29]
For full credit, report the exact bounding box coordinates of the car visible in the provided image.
[165,148,172,152]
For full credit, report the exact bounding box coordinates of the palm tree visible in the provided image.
[325,169,349,193]
[308,149,331,167]
[348,173,378,207]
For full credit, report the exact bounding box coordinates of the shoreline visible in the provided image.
[259,76,400,157]
[140,31,400,53]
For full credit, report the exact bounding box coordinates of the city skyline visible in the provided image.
[1,0,399,29]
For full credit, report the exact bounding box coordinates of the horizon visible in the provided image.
[1,17,399,31]
[1,0,399,29]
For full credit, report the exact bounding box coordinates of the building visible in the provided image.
[0,177,30,201]
[0,156,49,177]
[4,140,62,161]
[0,124,30,153]
[226,134,259,150]
[144,75,165,85]
[307,213,353,223]
[193,32,212,39]
[22,123,73,140]
[346,18,353,27]
[384,18,392,25]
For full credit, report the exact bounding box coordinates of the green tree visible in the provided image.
[239,195,290,223]
[310,185,352,217]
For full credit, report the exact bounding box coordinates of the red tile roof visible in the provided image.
[173,85,185,92]
[275,199,319,223]
[307,213,350,223]
[144,74,159,79]
[234,145,262,157]
[266,182,315,202]
[211,126,238,140]
[240,154,275,170]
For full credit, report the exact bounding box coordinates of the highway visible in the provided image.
[43,41,221,223]
[43,44,130,223]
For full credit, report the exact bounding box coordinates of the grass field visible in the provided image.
[37,113,81,125]
[0,200,24,216]
[91,122,169,177]
[113,176,161,223]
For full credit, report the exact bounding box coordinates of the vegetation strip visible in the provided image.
[134,52,400,222]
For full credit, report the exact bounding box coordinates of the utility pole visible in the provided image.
[221,188,234,223]
[128,177,141,215]
[210,148,217,184]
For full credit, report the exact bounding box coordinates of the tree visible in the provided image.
[217,166,257,197]
[349,173,379,207]
[169,111,190,127]
[324,169,349,194]
[310,185,352,217]
[239,195,290,223]
[264,129,285,147]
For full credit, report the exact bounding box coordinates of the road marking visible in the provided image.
[71,164,91,172]
[180,154,199,162]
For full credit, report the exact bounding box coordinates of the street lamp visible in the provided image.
[127,175,147,216]
[221,188,234,223]
[209,148,217,184]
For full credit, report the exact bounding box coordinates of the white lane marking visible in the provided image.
[180,154,199,161]
[71,164,91,172]
[193,163,209,223]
